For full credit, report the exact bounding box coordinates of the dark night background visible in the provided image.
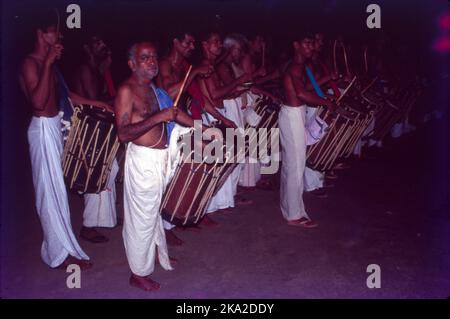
[1,0,449,298]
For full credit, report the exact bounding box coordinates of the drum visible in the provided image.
[160,127,239,227]
[62,105,120,193]
[306,106,356,171]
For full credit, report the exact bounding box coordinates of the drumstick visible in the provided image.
[173,64,193,109]
[336,76,356,105]
[333,39,338,74]
[54,8,60,43]
[342,42,350,75]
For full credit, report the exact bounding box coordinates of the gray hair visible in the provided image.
[223,33,248,51]
[127,41,156,62]
[128,44,138,62]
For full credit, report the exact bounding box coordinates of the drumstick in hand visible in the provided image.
[173,64,193,109]
[336,76,356,105]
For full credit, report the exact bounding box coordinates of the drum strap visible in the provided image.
[305,66,326,98]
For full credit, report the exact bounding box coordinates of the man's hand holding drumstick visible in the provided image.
[169,64,193,122]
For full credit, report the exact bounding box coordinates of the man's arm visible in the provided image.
[198,78,237,128]
[159,61,212,100]
[68,91,114,112]
[114,85,172,142]
[78,66,98,100]
[20,58,53,111]
[204,71,250,101]
[291,68,335,108]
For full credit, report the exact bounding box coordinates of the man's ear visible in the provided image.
[293,41,300,50]
[128,59,136,71]
[173,38,180,47]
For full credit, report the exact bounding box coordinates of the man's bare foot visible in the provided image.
[200,215,219,227]
[129,274,160,291]
[165,229,183,246]
[287,217,318,228]
[80,226,109,243]
[325,170,338,180]
[57,255,93,271]
[235,195,253,205]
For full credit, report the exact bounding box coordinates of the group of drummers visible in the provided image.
[19,10,417,291]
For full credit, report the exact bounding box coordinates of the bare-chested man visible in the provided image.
[302,32,342,197]
[156,30,218,233]
[19,12,110,270]
[115,41,198,291]
[279,33,336,228]
[197,31,251,215]
[72,34,119,244]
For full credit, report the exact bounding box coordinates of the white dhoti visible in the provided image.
[82,159,119,228]
[123,143,173,276]
[28,115,89,267]
[279,105,310,221]
[238,93,262,187]
[304,106,324,191]
[204,106,236,213]
[226,94,262,188]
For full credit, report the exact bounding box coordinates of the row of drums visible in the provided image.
[307,76,418,171]
[61,96,279,227]
[60,78,417,227]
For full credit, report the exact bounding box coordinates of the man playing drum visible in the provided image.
[156,30,216,235]
[279,32,336,228]
[19,11,110,270]
[197,31,250,217]
[115,41,199,291]
[72,34,120,244]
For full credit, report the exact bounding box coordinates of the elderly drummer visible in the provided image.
[115,41,199,291]
[279,32,336,228]
[19,11,110,270]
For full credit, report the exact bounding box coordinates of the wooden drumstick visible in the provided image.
[173,64,193,108]
[333,39,338,74]
[336,76,356,105]
[54,8,60,43]
[342,42,350,75]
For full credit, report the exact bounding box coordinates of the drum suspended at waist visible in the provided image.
[62,105,120,194]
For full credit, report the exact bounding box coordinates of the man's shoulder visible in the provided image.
[117,80,134,95]
[21,55,39,70]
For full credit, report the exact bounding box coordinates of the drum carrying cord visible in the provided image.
[147,123,166,148]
